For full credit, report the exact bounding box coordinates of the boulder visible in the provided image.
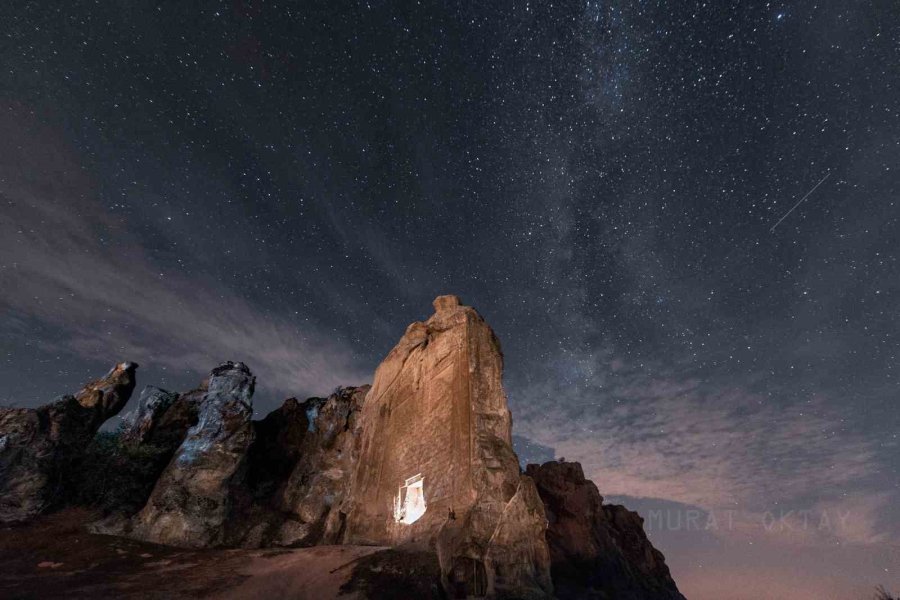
[344,295,553,598]
[525,460,686,600]
[0,362,138,522]
[129,361,255,547]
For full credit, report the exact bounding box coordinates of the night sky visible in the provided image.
[2,1,899,598]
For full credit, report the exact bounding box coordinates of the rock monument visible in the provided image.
[343,295,553,598]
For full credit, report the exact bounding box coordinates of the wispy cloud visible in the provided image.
[0,105,367,400]
[509,349,892,548]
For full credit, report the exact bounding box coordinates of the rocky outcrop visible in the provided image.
[344,295,553,598]
[229,386,368,547]
[0,362,138,523]
[277,385,369,545]
[144,385,205,450]
[526,461,686,600]
[225,396,312,546]
[114,378,370,549]
[129,362,255,547]
[81,384,204,521]
[17,296,687,599]
[119,384,204,454]
[245,397,312,501]
[120,386,180,446]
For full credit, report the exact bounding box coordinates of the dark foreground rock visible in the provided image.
[0,508,383,600]
[526,461,686,600]
[0,363,138,523]
[340,548,444,600]
[129,361,255,547]
[233,385,370,547]
[344,295,553,599]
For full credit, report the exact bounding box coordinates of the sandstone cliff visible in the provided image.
[343,295,553,598]
[0,362,137,523]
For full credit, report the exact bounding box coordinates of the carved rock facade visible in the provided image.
[343,295,553,598]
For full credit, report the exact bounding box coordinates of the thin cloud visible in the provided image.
[509,350,891,548]
[0,106,366,400]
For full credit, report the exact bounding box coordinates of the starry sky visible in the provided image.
[1,1,898,598]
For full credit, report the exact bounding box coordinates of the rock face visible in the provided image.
[526,461,686,600]
[129,362,255,547]
[147,386,206,450]
[278,385,369,545]
[0,362,138,523]
[344,295,553,598]
[114,376,370,550]
[230,385,369,547]
[119,384,204,455]
[120,386,180,446]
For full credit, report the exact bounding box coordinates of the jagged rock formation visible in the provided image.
[82,384,204,521]
[141,385,205,451]
[344,295,553,599]
[120,386,180,446]
[103,376,370,549]
[277,385,369,545]
[231,385,369,547]
[0,362,138,523]
[3,296,687,599]
[129,362,255,547]
[526,461,686,600]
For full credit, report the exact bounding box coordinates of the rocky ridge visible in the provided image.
[527,461,685,600]
[0,297,685,599]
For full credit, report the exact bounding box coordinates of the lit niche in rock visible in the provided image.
[394,473,426,525]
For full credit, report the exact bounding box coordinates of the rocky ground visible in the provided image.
[0,508,391,600]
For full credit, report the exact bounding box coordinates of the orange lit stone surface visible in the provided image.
[343,296,552,598]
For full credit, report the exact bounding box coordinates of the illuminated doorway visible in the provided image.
[394,473,426,525]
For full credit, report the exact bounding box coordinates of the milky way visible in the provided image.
[1,2,898,598]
